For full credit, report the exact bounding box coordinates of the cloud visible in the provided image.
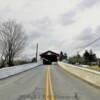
[60,11,76,26]
[72,27,100,53]
[0,0,100,57]
[60,0,100,26]
[27,17,54,42]
[76,27,95,41]
[78,0,100,10]
[96,25,100,33]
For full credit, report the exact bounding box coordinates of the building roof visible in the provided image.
[40,50,60,57]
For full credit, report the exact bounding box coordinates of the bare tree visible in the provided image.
[0,20,27,67]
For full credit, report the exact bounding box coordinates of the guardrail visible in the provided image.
[58,62,100,88]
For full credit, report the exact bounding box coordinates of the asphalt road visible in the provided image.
[0,64,100,100]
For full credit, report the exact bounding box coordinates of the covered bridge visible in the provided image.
[40,51,60,64]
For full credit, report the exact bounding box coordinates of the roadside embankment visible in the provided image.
[0,62,41,79]
[58,62,100,88]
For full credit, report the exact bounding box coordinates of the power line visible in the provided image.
[78,35,100,53]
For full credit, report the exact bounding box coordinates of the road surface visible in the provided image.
[0,64,100,100]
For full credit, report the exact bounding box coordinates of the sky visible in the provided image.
[0,0,100,59]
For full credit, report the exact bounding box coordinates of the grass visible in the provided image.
[87,65,100,72]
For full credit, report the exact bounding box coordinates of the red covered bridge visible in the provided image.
[40,51,60,64]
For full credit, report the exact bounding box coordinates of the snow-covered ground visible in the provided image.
[75,64,89,68]
[59,62,100,75]
[0,62,42,79]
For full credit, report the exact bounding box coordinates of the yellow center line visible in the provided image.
[46,67,50,100]
[48,65,55,100]
[45,65,55,100]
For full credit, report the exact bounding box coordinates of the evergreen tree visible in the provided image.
[64,53,67,60]
[59,51,64,61]
[89,50,97,63]
[83,50,90,64]
[83,50,97,65]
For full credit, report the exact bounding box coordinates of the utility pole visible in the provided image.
[36,43,38,62]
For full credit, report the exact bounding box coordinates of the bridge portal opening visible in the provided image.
[40,51,60,65]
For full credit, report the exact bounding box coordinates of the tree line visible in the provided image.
[59,49,99,66]
[68,50,97,65]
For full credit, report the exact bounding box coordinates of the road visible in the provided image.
[0,64,100,100]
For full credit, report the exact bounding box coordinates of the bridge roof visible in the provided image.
[40,50,60,57]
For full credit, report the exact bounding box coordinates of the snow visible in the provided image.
[0,62,42,79]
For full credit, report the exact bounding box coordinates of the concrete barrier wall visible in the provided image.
[58,62,100,88]
[0,63,41,79]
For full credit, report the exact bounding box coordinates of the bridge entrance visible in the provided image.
[40,51,60,64]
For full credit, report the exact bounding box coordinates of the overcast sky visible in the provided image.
[0,0,100,59]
